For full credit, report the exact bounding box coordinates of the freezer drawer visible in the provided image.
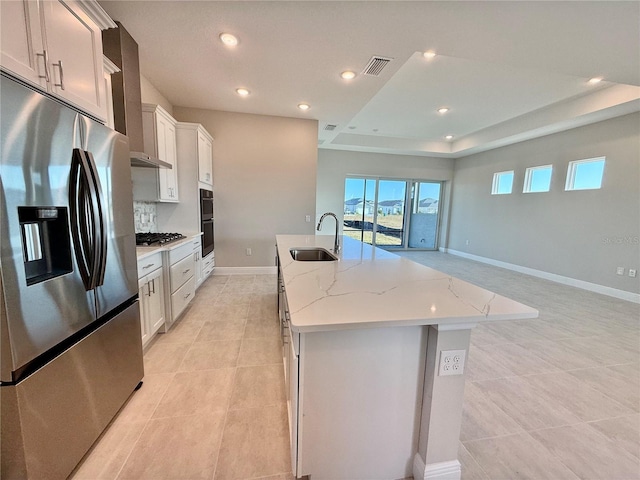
[1,301,144,480]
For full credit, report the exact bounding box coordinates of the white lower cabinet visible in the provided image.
[201,252,214,285]
[192,237,203,288]
[166,241,196,328]
[137,252,166,349]
[279,265,300,475]
[278,257,423,479]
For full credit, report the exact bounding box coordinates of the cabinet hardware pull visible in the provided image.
[184,292,191,299]
[151,278,156,294]
[146,282,151,297]
[53,60,64,90]
[183,269,191,274]
[36,50,50,82]
[142,263,154,269]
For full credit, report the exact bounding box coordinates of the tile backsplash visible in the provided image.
[133,201,157,233]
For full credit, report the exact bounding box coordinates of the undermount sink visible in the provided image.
[290,247,338,262]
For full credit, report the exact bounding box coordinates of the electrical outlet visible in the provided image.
[629,269,637,278]
[305,215,311,222]
[246,248,252,256]
[616,267,625,276]
[439,349,466,376]
[465,239,470,245]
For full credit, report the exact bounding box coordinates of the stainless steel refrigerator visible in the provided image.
[0,73,144,479]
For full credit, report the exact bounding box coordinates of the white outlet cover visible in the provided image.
[629,269,637,277]
[439,349,466,376]
[616,267,625,275]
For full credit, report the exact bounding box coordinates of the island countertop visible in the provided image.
[276,234,538,333]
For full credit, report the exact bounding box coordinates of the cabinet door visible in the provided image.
[147,268,166,335]
[288,331,299,476]
[197,131,213,186]
[157,115,179,202]
[138,277,150,347]
[40,0,107,121]
[0,0,46,88]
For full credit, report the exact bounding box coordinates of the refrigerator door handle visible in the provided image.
[70,148,100,291]
[84,150,107,287]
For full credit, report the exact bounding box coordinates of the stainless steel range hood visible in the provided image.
[103,22,170,169]
[129,151,172,169]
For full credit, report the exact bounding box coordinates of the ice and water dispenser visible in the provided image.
[18,206,72,286]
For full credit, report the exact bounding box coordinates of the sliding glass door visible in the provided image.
[344,177,442,250]
[408,181,441,249]
[376,180,407,246]
[344,178,376,243]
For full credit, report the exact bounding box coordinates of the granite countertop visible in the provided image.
[136,233,202,260]
[276,234,538,333]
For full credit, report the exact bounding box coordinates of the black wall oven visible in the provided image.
[200,189,214,256]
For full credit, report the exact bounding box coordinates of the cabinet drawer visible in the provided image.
[137,252,163,278]
[168,241,194,264]
[202,252,214,269]
[171,275,195,321]
[170,253,195,292]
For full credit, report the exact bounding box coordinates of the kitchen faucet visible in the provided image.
[317,212,340,253]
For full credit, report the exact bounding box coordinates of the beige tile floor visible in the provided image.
[71,252,640,480]
[399,251,640,480]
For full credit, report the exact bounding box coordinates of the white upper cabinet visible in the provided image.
[141,104,179,202]
[176,123,214,189]
[197,129,213,187]
[0,0,46,89]
[0,0,114,122]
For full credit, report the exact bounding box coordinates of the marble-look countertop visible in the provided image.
[276,234,538,333]
[136,232,202,260]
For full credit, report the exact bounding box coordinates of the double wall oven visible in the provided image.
[200,189,214,256]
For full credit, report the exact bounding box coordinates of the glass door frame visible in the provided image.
[344,176,444,251]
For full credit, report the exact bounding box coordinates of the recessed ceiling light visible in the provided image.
[423,51,437,59]
[445,135,454,140]
[348,126,356,130]
[341,71,356,80]
[236,88,250,96]
[219,33,238,46]
[588,77,603,84]
[373,128,379,132]
[298,103,310,111]
[437,107,449,114]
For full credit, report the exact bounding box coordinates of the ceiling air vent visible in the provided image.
[324,124,337,131]
[362,56,393,77]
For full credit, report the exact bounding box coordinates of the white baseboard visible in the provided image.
[413,454,461,480]
[213,266,277,276]
[447,249,640,304]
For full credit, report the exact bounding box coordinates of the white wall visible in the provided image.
[173,107,318,268]
[316,149,455,246]
[140,74,173,115]
[448,112,640,295]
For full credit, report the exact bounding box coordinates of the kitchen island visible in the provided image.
[276,234,538,480]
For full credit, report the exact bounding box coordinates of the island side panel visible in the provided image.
[298,325,427,480]
[414,325,472,480]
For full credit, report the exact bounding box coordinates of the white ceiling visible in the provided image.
[99,1,640,158]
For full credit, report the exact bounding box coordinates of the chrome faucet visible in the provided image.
[317,212,340,253]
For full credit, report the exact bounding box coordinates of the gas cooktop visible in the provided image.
[135,232,186,246]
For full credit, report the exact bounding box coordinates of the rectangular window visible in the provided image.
[565,157,605,191]
[491,171,514,195]
[523,165,552,193]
